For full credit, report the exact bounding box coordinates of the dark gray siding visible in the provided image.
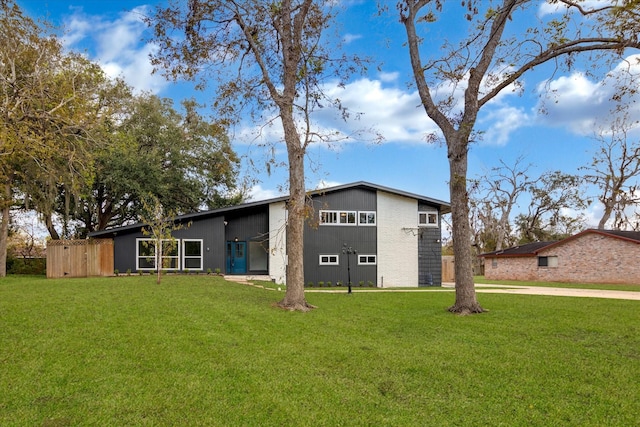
[418,201,443,286]
[111,206,268,274]
[223,207,269,273]
[304,188,377,286]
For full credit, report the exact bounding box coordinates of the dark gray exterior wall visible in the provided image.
[223,207,269,274]
[417,201,443,286]
[110,206,269,274]
[304,188,377,286]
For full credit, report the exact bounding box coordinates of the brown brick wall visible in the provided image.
[484,233,640,285]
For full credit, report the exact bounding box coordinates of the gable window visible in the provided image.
[538,256,558,268]
[418,211,438,227]
[319,254,339,265]
[182,239,203,270]
[320,210,338,224]
[359,211,376,226]
[358,255,377,265]
[320,210,356,225]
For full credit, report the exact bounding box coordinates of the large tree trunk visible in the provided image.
[447,134,485,314]
[277,119,314,311]
[0,180,10,277]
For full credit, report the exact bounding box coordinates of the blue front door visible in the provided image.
[226,241,247,274]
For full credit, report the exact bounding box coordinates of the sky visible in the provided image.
[16,0,640,230]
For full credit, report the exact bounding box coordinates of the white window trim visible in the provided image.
[538,255,558,268]
[136,238,181,271]
[418,211,439,227]
[159,239,180,271]
[358,211,377,226]
[319,210,357,226]
[182,239,203,271]
[357,254,377,265]
[319,254,339,265]
[136,238,156,270]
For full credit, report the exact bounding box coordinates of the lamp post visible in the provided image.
[342,243,357,294]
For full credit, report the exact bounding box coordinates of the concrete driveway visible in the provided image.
[444,283,640,301]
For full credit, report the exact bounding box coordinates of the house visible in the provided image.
[480,229,640,285]
[88,182,451,287]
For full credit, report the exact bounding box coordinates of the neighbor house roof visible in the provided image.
[480,229,640,258]
[88,181,450,239]
[538,229,640,252]
[479,241,557,258]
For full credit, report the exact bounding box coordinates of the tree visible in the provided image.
[469,157,533,253]
[515,171,588,243]
[150,1,360,311]
[398,0,640,314]
[140,195,190,285]
[0,1,107,274]
[73,94,241,236]
[582,116,640,230]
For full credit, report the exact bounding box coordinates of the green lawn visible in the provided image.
[1,275,638,426]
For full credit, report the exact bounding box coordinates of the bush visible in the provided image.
[6,257,46,275]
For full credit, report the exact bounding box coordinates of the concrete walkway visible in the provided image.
[225,275,640,301]
[443,283,640,301]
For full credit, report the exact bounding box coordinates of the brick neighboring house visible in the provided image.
[480,229,640,285]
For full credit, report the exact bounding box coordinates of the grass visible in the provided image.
[1,275,638,426]
[474,276,640,291]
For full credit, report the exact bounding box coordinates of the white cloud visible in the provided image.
[343,33,362,44]
[534,55,640,135]
[315,75,440,144]
[538,0,617,17]
[62,6,168,94]
[246,185,282,201]
[478,106,530,146]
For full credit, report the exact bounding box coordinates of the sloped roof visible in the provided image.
[538,229,640,252]
[88,181,450,238]
[480,241,557,258]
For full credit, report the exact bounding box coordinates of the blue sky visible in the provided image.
[17,0,640,229]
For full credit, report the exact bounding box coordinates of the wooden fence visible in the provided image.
[46,239,114,278]
[442,255,455,283]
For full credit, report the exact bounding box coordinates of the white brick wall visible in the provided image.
[268,202,287,285]
[376,191,418,287]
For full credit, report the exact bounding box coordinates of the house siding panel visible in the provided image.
[377,191,418,287]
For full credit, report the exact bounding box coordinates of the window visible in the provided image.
[137,238,156,270]
[418,211,438,227]
[320,210,376,226]
[359,211,376,226]
[249,241,268,271]
[137,239,180,270]
[319,254,339,265]
[182,239,203,270]
[538,256,558,268]
[320,210,338,224]
[159,240,180,270]
[358,255,377,265]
